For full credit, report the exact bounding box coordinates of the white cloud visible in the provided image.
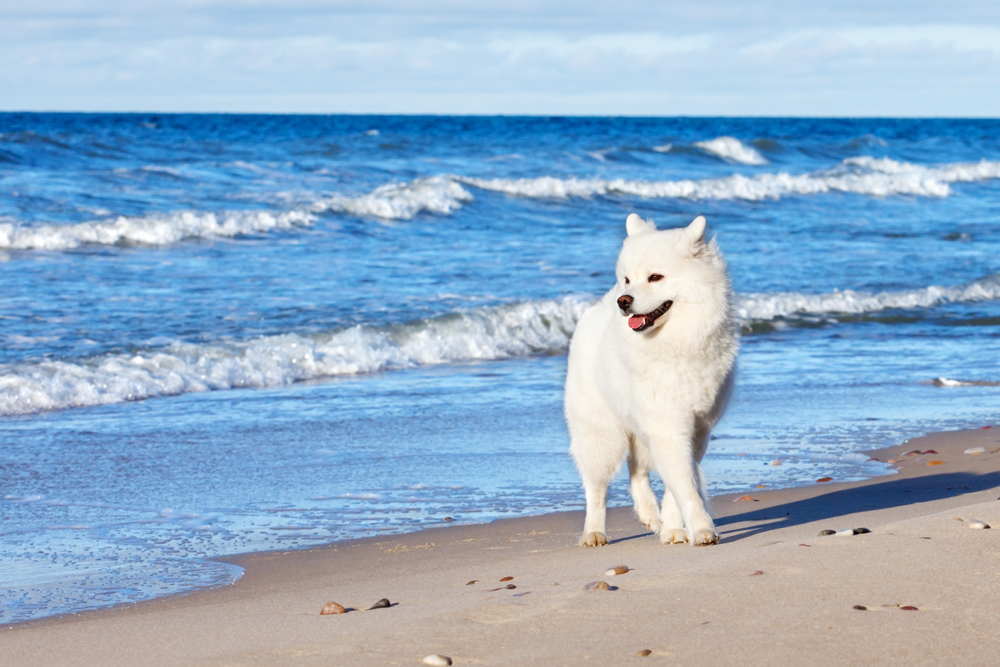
[1,2,999,115]
[744,24,1000,57]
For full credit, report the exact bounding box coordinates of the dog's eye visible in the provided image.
[648,274,664,282]
[624,277,630,285]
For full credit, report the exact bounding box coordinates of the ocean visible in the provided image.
[1,114,998,623]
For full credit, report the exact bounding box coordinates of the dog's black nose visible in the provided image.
[617,295,633,310]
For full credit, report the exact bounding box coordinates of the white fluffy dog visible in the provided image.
[564,213,738,547]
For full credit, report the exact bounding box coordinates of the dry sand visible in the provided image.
[3,426,1000,666]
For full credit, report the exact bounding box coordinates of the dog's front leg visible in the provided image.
[648,430,718,546]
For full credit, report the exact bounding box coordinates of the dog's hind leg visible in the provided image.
[571,426,628,547]
[627,437,662,535]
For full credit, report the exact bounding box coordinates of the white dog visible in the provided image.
[564,213,738,547]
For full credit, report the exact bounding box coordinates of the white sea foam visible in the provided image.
[0,210,316,251]
[5,157,1000,251]
[459,157,1000,201]
[0,296,590,416]
[735,272,1000,322]
[0,177,474,250]
[4,272,1000,416]
[694,136,768,165]
[310,176,473,220]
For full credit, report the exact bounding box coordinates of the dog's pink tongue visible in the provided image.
[628,315,647,330]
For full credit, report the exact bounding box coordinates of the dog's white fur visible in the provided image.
[565,213,738,547]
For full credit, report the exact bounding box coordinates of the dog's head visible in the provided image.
[614,213,726,334]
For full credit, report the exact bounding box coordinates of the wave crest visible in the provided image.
[694,136,768,165]
[0,296,590,416]
[461,157,1000,202]
[0,210,316,251]
[736,273,1000,322]
[310,176,473,220]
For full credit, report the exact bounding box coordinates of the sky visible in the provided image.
[1,1,999,116]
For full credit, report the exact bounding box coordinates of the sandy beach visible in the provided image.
[3,425,999,666]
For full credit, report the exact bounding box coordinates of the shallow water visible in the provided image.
[1,114,998,622]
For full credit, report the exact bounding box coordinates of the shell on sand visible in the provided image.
[320,602,346,615]
[423,655,452,666]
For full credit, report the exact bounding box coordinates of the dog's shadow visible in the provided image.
[608,471,1000,545]
[714,471,1000,543]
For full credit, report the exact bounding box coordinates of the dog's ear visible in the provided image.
[681,215,707,255]
[626,213,656,236]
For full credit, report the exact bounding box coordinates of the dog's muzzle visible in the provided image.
[622,300,673,332]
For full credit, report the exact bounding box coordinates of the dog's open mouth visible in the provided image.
[627,301,673,332]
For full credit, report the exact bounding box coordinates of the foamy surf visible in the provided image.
[694,136,768,165]
[3,273,999,417]
[460,157,1000,202]
[309,176,473,220]
[0,296,591,416]
[5,157,1000,251]
[0,210,316,251]
[735,272,1000,323]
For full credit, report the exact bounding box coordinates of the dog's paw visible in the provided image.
[580,532,608,547]
[659,528,689,545]
[690,529,719,546]
[640,516,662,533]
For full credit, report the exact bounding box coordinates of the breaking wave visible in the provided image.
[4,157,1000,251]
[0,297,590,416]
[309,176,473,219]
[0,178,473,251]
[735,272,1000,323]
[3,272,1000,416]
[0,210,317,251]
[694,136,768,165]
[460,157,1000,201]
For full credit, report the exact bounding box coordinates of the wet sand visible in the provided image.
[3,426,1000,666]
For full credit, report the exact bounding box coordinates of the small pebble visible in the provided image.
[798,543,811,547]
[966,520,990,530]
[637,649,653,657]
[854,527,871,534]
[835,528,855,537]
[922,450,937,455]
[964,447,986,455]
[734,495,757,502]
[853,605,867,611]
[584,581,611,590]
[816,477,833,483]
[605,565,630,576]
[505,584,516,589]
[368,598,390,610]
[512,592,531,597]
[902,450,921,457]
[465,580,478,585]
[320,602,346,615]
[749,570,764,576]
[443,517,454,522]
[900,605,919,611]
[866,457,880,462]
[818,529,836,536]
[756,484,767,489]
[422,655,452,666]
[927,460,945,466]
[770,460,783,466]
[499,576,514,581]
[887,459,897,464]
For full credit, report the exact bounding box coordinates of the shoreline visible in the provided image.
[3,425,1000,665]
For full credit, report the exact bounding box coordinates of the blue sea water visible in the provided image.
[1,114,998,623]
